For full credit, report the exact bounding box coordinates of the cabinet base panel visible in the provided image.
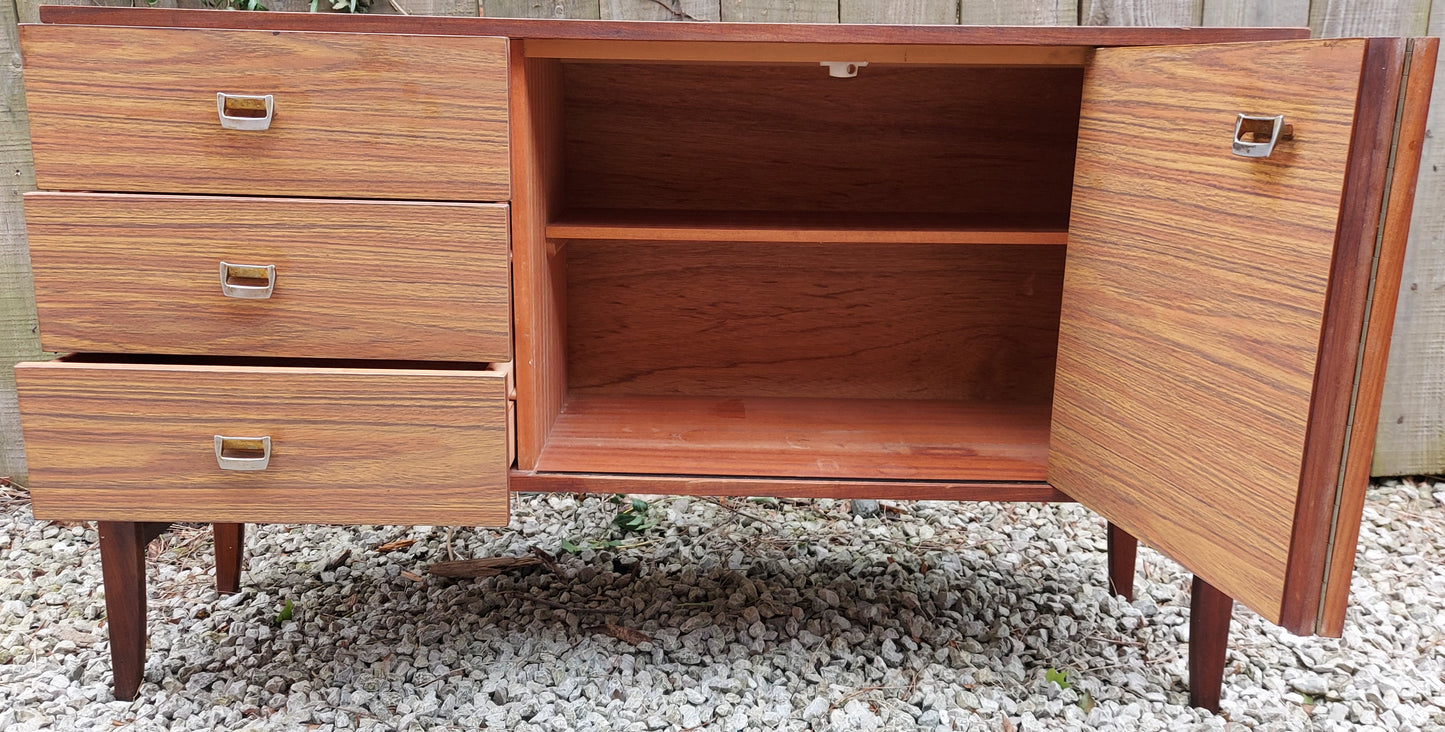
[511,471,1069,502]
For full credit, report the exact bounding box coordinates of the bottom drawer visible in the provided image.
[14,360,510,525]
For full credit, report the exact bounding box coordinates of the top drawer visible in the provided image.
[18,25,509,201]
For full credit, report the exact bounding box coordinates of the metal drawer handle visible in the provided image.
[219,261,276,299]
[216,93,274,131]
[1233,114,1293,158]
[214,435,271,471]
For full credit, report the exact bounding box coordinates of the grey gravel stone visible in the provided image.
[1,480,1442,730]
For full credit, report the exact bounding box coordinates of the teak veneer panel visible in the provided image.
[1048,39,1370,627]
[512,472,1069,502]
[547,210,1070,245]
[24,194,511,362]
[566,241,1065,402]
[561,63,1083,217]
[19,25,509,201]
[536,395,1050,481]
[36,6,1312,46]
[15,361,510,525]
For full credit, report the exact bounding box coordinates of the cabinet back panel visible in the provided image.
[566,241,1065,402]
[561,63,1083,218]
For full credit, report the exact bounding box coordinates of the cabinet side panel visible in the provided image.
[511,47,568,469]
[1318,38,1438,637]
[1050,39,1367,626]
[1281,39,1406,634]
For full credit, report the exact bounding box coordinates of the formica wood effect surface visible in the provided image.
[15,360,510,525]
[19,25,510,201]
[1049,38,1377,629]
[24,193,512,362]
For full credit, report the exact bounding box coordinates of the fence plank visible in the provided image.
[1375,4,1445,476]
[721,0,836,23]
[960,0,1075,25]
[1309,0,1430,38]
[486,0,599,17]
[1082,0,1201,26]
[603,0,718,21]
[1201,0,1306,28]
[1,0,43,484]
[841,0,957,25]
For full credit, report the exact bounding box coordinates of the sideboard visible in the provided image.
[11,6,1437,712]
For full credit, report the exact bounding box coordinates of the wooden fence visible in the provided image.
[0,0,1441,481]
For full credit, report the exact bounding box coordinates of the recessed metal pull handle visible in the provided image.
[216,93,274,131]
[219,261,276,299]
[1233,114,1293,158]
[214,435,271,471]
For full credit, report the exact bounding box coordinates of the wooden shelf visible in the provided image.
[547,209,1069,245]
[535,394,1051,481]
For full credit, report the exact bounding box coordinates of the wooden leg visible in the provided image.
[98,522,152,702]
[1106,521,1137,601]
[213,523,245,595]
[1189,575,1233,712]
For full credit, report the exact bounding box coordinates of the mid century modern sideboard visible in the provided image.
[10,6,1437,712]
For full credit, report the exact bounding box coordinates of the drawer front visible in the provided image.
[25,193,510,362]
[19,25,508,201]
[15,361,510,525]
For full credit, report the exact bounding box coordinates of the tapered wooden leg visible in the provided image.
[213,523,245,595]
[1189,575,1233,712]
[1106,522,1137,601]
[98,522,150,702]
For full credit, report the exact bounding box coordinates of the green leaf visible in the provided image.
[559,538,581,554]
[1045,667,1071,690]
[275,598,293,625]
[631,498,649,513]
[1078,690,1095,713]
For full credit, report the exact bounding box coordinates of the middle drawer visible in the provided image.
[25,193,511,362]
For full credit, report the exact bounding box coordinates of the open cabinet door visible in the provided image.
[1050,37,1433,635]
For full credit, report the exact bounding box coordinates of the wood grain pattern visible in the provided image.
[19,25,509,201]
[512,471,1070,501]
[603,0,719,21]
[24,193,511,362]
[1201,0,1307,28]
[721,0,835,23]
[1082,0,1201,26]
[1320,37,1438,637]
[959,0,1075,25]
[840,0,956,25]
[1375,3,1445,477]
[562,63,1082,217]
[1048,39,1368,626]
[511,48,568,470]
[485,0,600,17]
[15,361,510,525]
[566,241,1064,402]
[525,40,1089,64]
[1281,39,1404,635]
[536,395,1050,480]
[547,210,1069,244]
[1309,0,1431,39]
[35,7,1312,45]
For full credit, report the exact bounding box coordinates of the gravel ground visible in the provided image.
[0,479,1442,731]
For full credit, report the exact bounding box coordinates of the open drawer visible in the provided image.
[14,359,511,526]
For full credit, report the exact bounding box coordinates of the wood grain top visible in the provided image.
[35,6,1310,46]
[1048,38,1369,627]
[25,193,512,362]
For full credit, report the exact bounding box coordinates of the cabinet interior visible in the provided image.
[524,56,1087,481]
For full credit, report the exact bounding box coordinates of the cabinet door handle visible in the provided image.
[214,435,271,471]
[219,261,276,299]
[1232,114,1293,158]
[216,93,275,131]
